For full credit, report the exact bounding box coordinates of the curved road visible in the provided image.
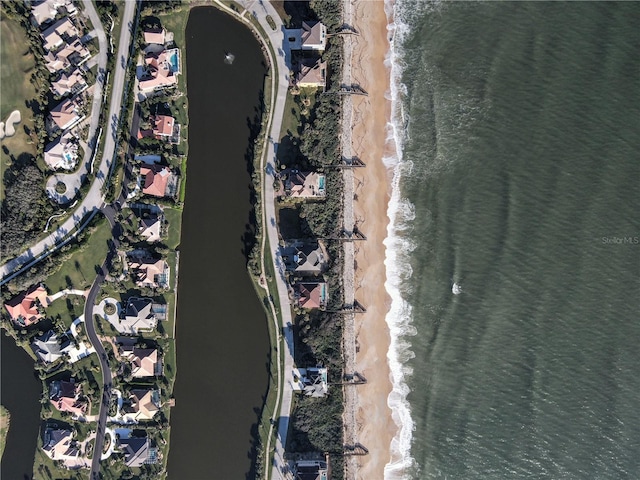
[0,0,138,285]
[83,205,120,479]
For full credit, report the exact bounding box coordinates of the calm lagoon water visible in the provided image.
[167,7,269,479]
[1,334,41,479]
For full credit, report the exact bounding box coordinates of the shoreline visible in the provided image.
[349,0,397,478]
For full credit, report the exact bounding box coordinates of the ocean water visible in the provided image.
[383,2,640,479]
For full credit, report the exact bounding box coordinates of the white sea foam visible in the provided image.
[383,0,419,477]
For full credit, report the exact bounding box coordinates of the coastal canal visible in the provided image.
[167,7,270,479]
[1,334,41,479]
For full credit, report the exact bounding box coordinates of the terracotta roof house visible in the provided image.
[124,389,161,421]
[294,460,329,480]
[301,21,327,51]
[293,282,327,310]
[143,28,166,46]
[128,256,170,289]
[281,169,326,198]
[117,297,165,334]
[281,240,328,275]
[118,437,158,467]
[139,163,178,198]
[4,285,48,327]
[153,114,174,138]
[41,17,78,52]
[120,347,163,378]
[138,48,180,93]
[51,69,87,97]
[42,428,79,461]
[138,115,179,143]
[48,97,83,133]
[293,57,326,89]
[31,330,72,363]
[292,367,329,397]
[44,132,78,170]
[49,379,87,417]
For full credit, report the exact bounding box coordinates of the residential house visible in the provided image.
[118,437,158,467]
[293,282,327,310]
[293,57,326,90]
[128,255,170,289]
[284,21,327,53]
[292,367,328,397]
[44,39,90,73]
[137,114,177,142]
[139,163,178,198]
[120,347,163,378]
[117,297,165,334]
[4,284,48,327]
[44,132,78,170]
[31,0,76,28]
[123,389,161,421]
[48,97,83,133]
[294,459,329,480]
[31,0,62,27]
[138,213,163,242]
[281,240,328,275]
[300,21,327,51]
[51,69,87,97]
[49,379,87,417]
[143,28,166,46]
[40,17,78,52]
[138,48,180,93]
[31,330,72,363]
[42,428,79,461]
[281,169,326,198]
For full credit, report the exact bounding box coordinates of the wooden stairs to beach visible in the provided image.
[324,84,369,96]
[342,443,369,456]
[327,26,359,37]
[330,371,367,386]
[327,300,367,315]
[325,156,366,168]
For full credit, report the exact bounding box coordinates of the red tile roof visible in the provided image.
[140,163,171,198]
[4,285,48,326]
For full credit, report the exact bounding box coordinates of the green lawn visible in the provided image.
[0,16,39,202]
[46,296,85,330]
[45,216,113,293]
[163,206,183,249]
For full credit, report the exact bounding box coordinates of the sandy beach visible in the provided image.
[349,1,396,477]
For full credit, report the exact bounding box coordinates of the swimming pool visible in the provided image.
[167,49,180,74]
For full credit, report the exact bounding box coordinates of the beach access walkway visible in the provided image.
[341,1,360,478]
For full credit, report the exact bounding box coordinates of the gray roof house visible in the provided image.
[31,330,72,363]
[292,367,329,397]
[42,428,79,460]
[294,459,329,480]
[281,240,328,275]
[117,297,165,335]
[118,437,158,467]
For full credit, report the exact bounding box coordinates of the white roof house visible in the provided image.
[292,367,329,397]
[44,132,78,170]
